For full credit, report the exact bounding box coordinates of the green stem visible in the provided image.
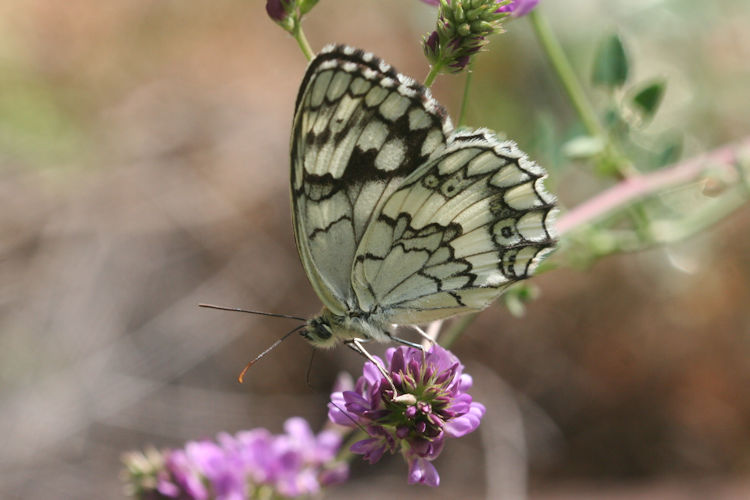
[424,62,443,88]
[528,10,603,139]
[292,20,314,61]
[457,59,476,127]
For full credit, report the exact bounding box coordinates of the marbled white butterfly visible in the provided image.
[291,45,557,352]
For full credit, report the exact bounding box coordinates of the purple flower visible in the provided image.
[420,0,538,17]
[123,417,348,499]
[328,344,486,487]
[496,0,539,17]
[421,0,519,76]
[164,440,245,499]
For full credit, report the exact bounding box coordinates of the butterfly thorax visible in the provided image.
[302,307,391,349]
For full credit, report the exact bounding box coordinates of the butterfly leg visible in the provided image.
[412,325,436,346]
[411,326,436,364]
[387,333,424,350]
[345,339,415,403]
[345,339,396,392]
[388,326,435,364]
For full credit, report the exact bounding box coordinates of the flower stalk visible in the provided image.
[266,0,316,61]
[528,9,602,140]
[457,58,476,126]
[291,21,314,61]
[558,137,750,235]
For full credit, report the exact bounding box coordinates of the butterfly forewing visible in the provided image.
[291,45,451,314]
[352,130,557,325]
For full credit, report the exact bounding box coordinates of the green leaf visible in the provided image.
[299,0,319,16]
[602,106,630,137]
[591,34,629,88]
[631,79,666,120]
[655,134,683,167]
[602,107,619,127]
[502,284,539,318]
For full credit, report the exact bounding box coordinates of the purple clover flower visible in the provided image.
[421,0,522,75]
[124,417,348,499]
[420,0,539,17]
[328,344,486,487]
[497,0,539,17]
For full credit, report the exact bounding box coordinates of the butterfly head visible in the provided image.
[302,308,340,349]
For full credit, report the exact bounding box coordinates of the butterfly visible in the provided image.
[290,45,557,353]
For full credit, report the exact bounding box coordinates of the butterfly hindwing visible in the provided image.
[352,130,557,324]
[291,45,451,314]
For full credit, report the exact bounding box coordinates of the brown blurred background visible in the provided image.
[1,0,749,498]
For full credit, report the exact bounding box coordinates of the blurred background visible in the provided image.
[1,0,749,498]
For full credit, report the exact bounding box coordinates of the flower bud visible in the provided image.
[265,0,291,22]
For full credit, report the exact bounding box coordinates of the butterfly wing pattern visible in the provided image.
[291,45,451,316]
[291,45,557,347]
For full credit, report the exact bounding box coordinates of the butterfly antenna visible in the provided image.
[304,349,370,435]
[328,399,373,436]
[237,324,306,383]
[199,303,306,322]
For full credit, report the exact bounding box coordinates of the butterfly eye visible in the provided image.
[317,329,332,340]
[312,321,333,340]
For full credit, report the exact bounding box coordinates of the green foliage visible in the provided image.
[630,79,667,121]
[591,33,629,88]
[298,0,318,15]
[585,33,682,177]
[654,134,683,168]
[503,283,540,317]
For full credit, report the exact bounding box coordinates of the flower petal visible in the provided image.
[319,461,350,486]
[327,399,356,427]
[351,438,387,464]
[445,402,486,437]
[315,430,343,462]
[458,373,474,391]
[284,417,315,447]
[408,456,440,487]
